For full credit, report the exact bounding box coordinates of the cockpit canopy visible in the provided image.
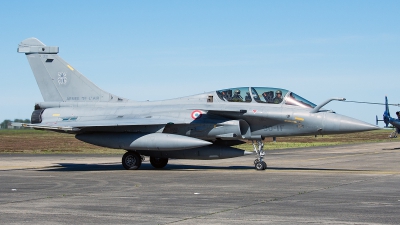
[216,87,316,108]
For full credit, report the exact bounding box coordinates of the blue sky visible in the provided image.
[1,0,399,124]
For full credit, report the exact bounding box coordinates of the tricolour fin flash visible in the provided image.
[18,37,127,102]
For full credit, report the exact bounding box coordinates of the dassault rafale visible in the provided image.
[16,37,379,170]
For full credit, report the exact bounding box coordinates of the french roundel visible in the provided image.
[191,110,203,120]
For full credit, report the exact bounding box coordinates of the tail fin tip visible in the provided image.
[18,37,58,54]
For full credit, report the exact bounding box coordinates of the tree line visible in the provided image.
[0,119,31,129]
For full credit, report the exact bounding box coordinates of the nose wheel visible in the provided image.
[252,140,267,170]
[255,161,267,170]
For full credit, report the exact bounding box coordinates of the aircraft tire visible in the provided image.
[255,162,265,171]
[150,157,168,169]
[262,161,267,169]
[122,151,142,170]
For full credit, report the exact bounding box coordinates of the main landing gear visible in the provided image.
[150,157,169,169]
[252,140,267,171]
[122,151,169,170]
[122,151,142,170]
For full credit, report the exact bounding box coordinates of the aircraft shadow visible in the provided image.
[38,163,368,172]
[267,167,370,172]
[382,147,400,150]
[40,163,255,172]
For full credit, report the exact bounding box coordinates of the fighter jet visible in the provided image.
[16,37,379,170]
[376,96,400,138]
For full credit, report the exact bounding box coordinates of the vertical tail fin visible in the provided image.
[18,37,126,102]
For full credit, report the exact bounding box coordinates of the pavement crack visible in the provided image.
[0,193,86,205]
[164,174,393,224]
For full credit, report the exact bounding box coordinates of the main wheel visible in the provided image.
[255,162,265,171]
[150,157,168,169]
[122,151,142,170]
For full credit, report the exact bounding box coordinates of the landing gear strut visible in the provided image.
[389,130,398,138]
[122,151,142,170]
[252,140,267,170]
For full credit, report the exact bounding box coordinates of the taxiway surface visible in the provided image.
[1,142,400,224]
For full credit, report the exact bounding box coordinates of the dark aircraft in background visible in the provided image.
[376,96,400,138]
[16,37,379,170]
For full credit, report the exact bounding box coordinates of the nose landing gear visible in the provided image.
[252,140,267,170]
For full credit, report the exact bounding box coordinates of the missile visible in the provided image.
[76,132,212,151]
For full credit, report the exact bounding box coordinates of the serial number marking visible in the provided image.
[66,96,100,101]
[265,125,283,132]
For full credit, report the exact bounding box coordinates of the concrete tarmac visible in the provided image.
[1,142,400,224]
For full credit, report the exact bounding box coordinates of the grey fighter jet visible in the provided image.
[16,37,379,170]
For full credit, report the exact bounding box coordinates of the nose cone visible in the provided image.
[323,113,380,134]
[339,115,380,132]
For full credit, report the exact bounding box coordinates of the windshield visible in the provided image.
[284,92,316,108]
